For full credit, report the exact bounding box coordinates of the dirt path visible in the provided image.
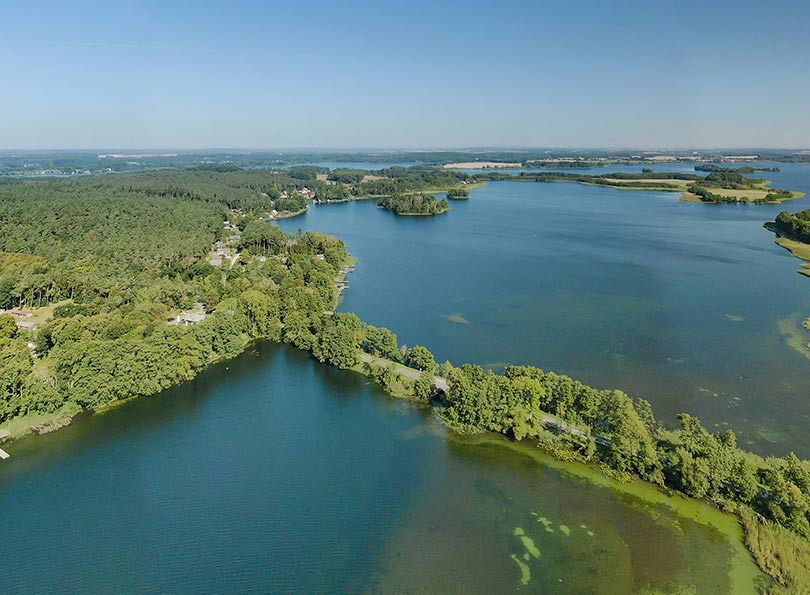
[357,352,448,392]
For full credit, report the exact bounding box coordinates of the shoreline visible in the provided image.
[443,161,522,169]
[764,222,810,278]
[272,206,309,220]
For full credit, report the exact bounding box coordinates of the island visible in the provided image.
[377,193,449,215]
[446,187,470,199]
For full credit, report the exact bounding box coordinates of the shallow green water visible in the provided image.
[279,165,810,456]
[0,344,762,593]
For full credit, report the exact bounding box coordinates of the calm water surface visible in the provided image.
[279,165,810,456]
[0,344,760,594]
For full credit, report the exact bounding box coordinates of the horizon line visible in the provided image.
[1,146,809,154]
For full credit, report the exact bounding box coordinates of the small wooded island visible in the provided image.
[446,188,470,199]
[377,193,449,215]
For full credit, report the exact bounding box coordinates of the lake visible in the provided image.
[2,164,806,593]
[279,166,810,457]
[0,343,761,594]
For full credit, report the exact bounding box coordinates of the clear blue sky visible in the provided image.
[2,0,809,149]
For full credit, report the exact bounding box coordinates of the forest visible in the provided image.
[0,174,347,424]
[772,209,810,243]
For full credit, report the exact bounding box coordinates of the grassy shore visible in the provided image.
[770,235,810,278]
[740,507,810,594]
[272,206,309,220]
[594,178,804,203]
[393,208,450,217]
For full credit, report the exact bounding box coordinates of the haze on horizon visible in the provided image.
[2,0,809,150]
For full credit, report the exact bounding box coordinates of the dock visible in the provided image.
[0,429,9,459]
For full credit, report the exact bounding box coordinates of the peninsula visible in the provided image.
[767,209,810,277]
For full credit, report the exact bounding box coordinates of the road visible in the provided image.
[357,352,449,392]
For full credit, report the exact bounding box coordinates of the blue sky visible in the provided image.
[1,0,809,149]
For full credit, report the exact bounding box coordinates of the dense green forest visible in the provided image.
[377,193,450,215]
[772,209,810,243]
[0,174,348,423]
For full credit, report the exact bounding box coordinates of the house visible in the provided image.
[169,312,207,325]
[16,320,38,331]
[9,309,33,318]
[177,313,206,325]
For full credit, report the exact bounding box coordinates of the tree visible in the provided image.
[635,397,659,437]
[313,313,364,369]
[414,371,434,400]
[0,314,17,339]
[673,447,710,498]
[364,325,400,360]
[406,345,436,374]
[240,222,289,255]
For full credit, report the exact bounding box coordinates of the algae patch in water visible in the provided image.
[531,512,555,533]
[444,312,470,324]
[777,313,810,360]
[514,527,541,558]
[510,554,531,586]
[511,526,541,587]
